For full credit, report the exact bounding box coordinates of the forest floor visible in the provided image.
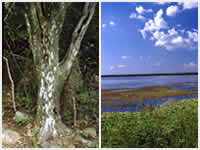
[2,86,98,148]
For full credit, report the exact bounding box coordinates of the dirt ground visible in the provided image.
[2,87,98,148]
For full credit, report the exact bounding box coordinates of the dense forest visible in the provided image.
[3,2,99,148]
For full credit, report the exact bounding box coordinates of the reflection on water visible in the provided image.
[102,94,198,112]
[101,75,198,112]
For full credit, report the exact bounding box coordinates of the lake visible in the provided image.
[101,75,198,112]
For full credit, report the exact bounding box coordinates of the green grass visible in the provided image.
[101,98,198,148]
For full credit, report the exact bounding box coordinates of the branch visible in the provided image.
[29,3,41,33]
[60,3,97,77]
[6,41,31,81]
[50,3,70,25]
[73,97,77,128]
[49,3,70,38]
[24,3,42,66]
[4,2,15,22]
[3,57,16,112]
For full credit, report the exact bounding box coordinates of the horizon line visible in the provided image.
[102,72,198,77]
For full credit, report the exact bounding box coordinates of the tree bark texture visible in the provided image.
[24,2,96,145]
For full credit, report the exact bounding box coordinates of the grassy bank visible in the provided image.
[101,98,198,148]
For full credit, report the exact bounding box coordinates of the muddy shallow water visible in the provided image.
[101,75,198,112]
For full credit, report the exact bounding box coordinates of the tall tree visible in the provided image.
[23,2,97,145]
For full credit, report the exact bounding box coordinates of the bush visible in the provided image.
[14,115,33,126]
[101,99,198,148]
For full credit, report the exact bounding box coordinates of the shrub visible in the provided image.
[101,98,198,148]
[14,115,33,126]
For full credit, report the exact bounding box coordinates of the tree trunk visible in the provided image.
[36,53,71,144]
[24,2,97,146]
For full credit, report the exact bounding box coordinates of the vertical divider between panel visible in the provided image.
[0,2,2,148]
[99,0,102,148]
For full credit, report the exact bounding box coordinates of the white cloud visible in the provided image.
[179,29,185,33]
[177,24,181,27]
[121,56,131,59]
[156,2,169,5]
[121,56,132,59]
[139,7,198,51]
[121,56,128,59]
[171,36,183,44]
[102,24,107,28]
[109,21,115,26]
[150,28,198,50]
[136,6,153,14]
[179,2,198,10]
[184,62,197,69]
[154,9,168,28]
[118,64,126,68]
[168,28,178,36]
[166,5,180,16]
[140,9,168,39]
[193,29,198,32]
[110,66,115,70]
[129,13,137,19]
[129,13,145,20]
[187,31,198,42]
[139,56,143,60]
[137,15,146,20]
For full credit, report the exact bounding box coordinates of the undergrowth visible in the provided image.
[101,98,198,148]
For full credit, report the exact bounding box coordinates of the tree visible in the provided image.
[21,2,97,145]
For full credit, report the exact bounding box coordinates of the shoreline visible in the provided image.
[101,85,198,112]
[102,72,198,78]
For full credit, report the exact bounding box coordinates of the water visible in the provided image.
[102,75,198,112]
[102,75,198,89]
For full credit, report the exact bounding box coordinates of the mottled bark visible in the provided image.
[24,2,96,145]
[36,48,68,144]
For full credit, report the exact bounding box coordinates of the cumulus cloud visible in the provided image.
[150,28,198,50]
[140,9,168,39]
[166,5,180,16]
[129,13,145,20]
[129,6,153,21]
[102,24,107,28]
[154,9,168,28]
[168,28,178,36]
[171,36,183,44]
[187,30,198,42]
[139,7,198,51]
[179,1,198,10]
[184,62,197,69]
[109,21,115,26]
[136,6,153,14]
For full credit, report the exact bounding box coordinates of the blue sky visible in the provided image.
[101,2,198,75]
